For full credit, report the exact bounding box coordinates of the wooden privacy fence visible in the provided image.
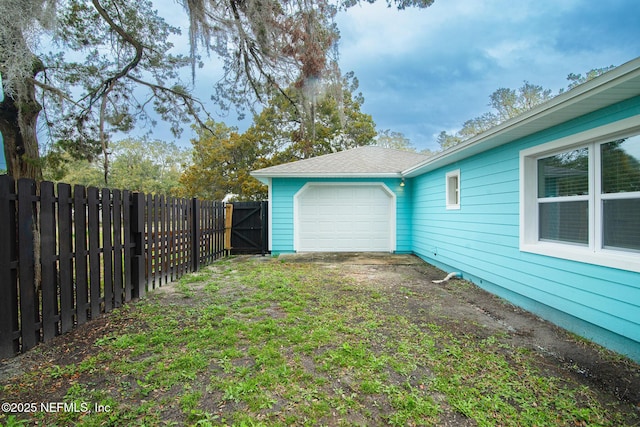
[0,176,226,359]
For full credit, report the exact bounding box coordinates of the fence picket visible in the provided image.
[74,185,89,326]
[88,188,101,318]
[131,192,146,299]
[58,183,74,334]
[0,175,18,358]
[123,190,132,302]
[169,197,176,282]
[146,194,153,290]
[113,190,123,308]
[102,188,113,312]
[161,195,168,286]
[40,181,58,341]
[17,179,38,351]
[0,179,229,358]
[154,194,161,288]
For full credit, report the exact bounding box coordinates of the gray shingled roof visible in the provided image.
[251,146,430,179]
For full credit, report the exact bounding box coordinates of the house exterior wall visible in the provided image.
[410,96,640,361]
[270,177,412,253]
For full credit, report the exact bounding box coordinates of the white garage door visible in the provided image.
[295,184,395,252]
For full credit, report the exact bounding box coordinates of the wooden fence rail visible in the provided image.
[0,176,226,359]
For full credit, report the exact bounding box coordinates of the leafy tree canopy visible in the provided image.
[374,129,415,151]
[1,0,434,181]
[436,67,616,151]
[46,137,189,195]
[256,71,377,163]
[179,72,377,200]
[177,121,265,201]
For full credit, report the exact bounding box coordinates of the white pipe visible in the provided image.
[432,272,461,284]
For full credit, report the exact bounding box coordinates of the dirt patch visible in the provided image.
[1,253,639,425]
[281,252,640,406]
[359,255,640,400]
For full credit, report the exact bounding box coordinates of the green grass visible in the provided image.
[0,258,636,426]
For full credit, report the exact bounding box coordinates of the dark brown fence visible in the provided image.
[0,176,226,359]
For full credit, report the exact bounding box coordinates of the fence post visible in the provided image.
[192,198,200,272]
[131,192,146,299]
[261,201,268,256]
[224,203,233,255]
[0,175,18,358]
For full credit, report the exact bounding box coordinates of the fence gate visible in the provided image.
[230,201,268,255]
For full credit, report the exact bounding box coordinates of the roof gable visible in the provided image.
[251,146,429,180]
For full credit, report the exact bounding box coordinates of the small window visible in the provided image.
[446,169,460,210]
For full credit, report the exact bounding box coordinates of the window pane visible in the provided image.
[601,135,640,194]
[449,176,459,205]
[538,148,589,198]
[539,201,588,245]
[603,198,640,251]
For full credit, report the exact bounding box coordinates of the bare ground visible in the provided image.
[280,253,640,406]
[1,253,639,425]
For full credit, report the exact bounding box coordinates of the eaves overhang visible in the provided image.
[251,172,403,185]
[403,56,640,178]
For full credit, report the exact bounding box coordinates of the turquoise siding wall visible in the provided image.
[271,177,412,253]
[411,96,640,361]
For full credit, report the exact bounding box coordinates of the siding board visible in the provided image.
[411,97,640,360]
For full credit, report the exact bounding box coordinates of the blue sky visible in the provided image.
[179,0,640,152]
[2,0,640,171]
[333,0,640,151]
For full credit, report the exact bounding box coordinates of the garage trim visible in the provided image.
[293,182,397,252]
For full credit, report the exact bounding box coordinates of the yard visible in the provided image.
[0,254,638,426]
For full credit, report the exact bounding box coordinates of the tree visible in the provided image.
[0,0,54,180]
[2,0,435,181]
[0,0,211,182]
[180,74,377,200]
[254,72,377,163]
[488,82,553,121]
[107,138,188,194]
[436,68,612,151]
[440,81,552,147]
[374,129,415,151]
[564,66,615,91]
[436,130,463,151]
[184,0,434,119]
[178,121,266,201]
[45,137,188,194]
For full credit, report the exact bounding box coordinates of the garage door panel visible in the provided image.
[295,184,394,252]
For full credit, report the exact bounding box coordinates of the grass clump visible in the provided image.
[0,257,636,426]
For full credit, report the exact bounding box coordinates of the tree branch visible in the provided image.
[87,0,144,105]
[29,77,80,107]
[125,74,216,135]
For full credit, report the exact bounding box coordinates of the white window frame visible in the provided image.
[520,116,640,273]
[446,169,461,210]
